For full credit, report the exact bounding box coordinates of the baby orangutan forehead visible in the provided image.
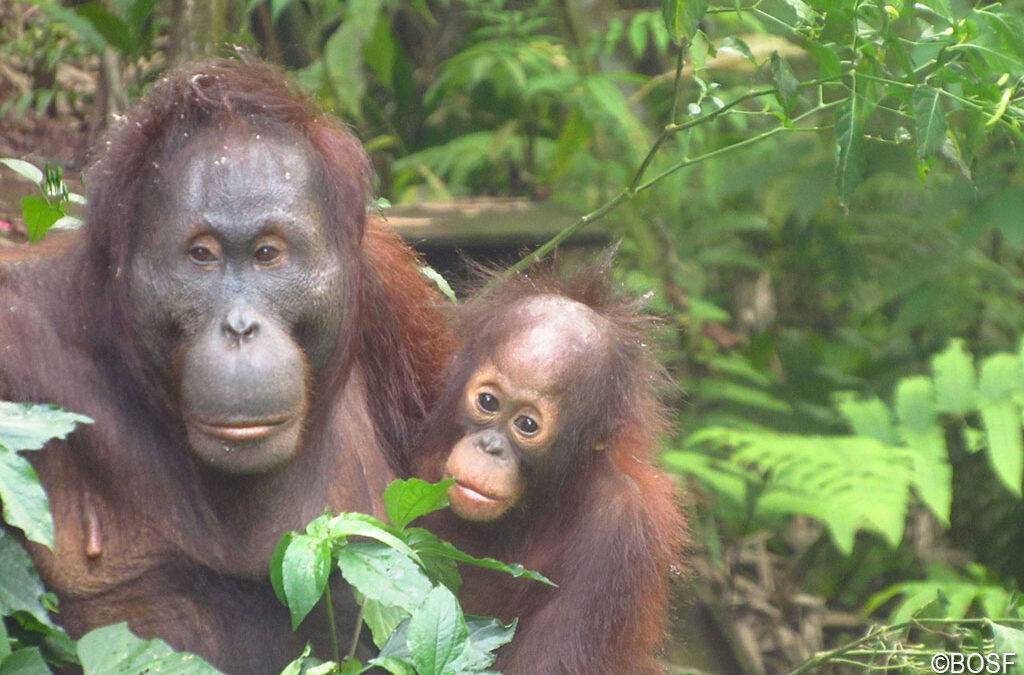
[494,295,608,392]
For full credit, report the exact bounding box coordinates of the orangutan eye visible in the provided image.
[477,392,499,413]
[189,245,218,263]
[514,415,539,436]
[254,245,281,263]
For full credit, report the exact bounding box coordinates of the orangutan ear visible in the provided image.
[594,441,608,452]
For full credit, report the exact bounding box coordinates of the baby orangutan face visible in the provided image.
[444,296,604,522]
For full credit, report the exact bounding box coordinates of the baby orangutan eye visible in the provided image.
[514,415,539,435]
[477,392,499,413]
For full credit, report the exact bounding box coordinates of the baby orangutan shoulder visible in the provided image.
[412,259,686,675]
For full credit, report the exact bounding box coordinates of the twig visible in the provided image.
[324,586,341,664]
[346,605,365,662]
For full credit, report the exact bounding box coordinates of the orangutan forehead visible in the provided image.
[493,295,608,392]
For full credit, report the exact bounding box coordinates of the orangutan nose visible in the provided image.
[223,306,259,342]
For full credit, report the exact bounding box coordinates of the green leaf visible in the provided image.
[419,268,457,305]
[0,159,44,186]
[0,647,49,675]
[384,478,453,529]
[323,0,384,121]
[978,354,1024,402]
[336,542,433,613]
[281,534,332,629]
[407,586,468,675]
[719,37,756,65]
[270,0,293,22]
[782,0,814,23]
[988,621,1024,675]
[361,597,410,649]
[327,512,420,563]
[628,14,649,59]
[0,530,52,626]
[895,377,937,432]
[76,622,220,674]
[20,197,64,244]
[661,0,708,46]
[931,340,976,415]
[834,394,898,444]
[74,3,137,55]
[405,528,554,586]
[913,87,946,159]
[835,92,865,207]
[269,532,292,606]
[0,448,54,547]
[980,400,1022,495]
[367,656,415,675]
[0,402,93,452]
[768,52,800,115]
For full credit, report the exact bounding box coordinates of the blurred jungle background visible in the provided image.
[5,0,1024,672]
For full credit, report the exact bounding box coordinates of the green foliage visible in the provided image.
[76,623,219,674]
[271,478,548,674]
[0,159,84,242]
[0,401,92,546]
[670,339,1024,554]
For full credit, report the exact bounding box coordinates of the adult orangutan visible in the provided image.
[0,59,450,673]
[413,261,686,674]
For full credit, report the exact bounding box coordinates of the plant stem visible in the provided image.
[346,605,365,661]
[324,587,341,664]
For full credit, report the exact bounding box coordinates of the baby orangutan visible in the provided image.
[412,261,685,675]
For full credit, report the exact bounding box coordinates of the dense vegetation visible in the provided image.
[6,0,1024,672]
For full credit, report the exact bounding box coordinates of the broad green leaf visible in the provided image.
[835,91,865,207]
[77,622,220,674]
[978,354,1024,403]
[0,448,54,547]
[74,3,136,55]
[407,586,468,675]
[768,52,800,115]
[0,647,49,674]
[405,528,554,586]
[628,14,649,59]
[327,512,420,563]
[902,427,952,525]
[782,0,813,23]
[384,478,453,529]
[0,530,51,626]
[931,340,976,415]
[323,0,384,121]
[0,402,93,452]
[989,621,1024,675]
[0,159,43,186]
[894,377,937,432]
[419,268,457,305]
[719,37,756,65]
[913,87,946,159]
[20,197,64,244]
[361,597,410,649]
[269,532,292,606]
[281,534,332,628]
[661,0,708,46]
[336,542,433,613]
[452,617,516,672]
[980,400,1022,495]
[834,393,898,444]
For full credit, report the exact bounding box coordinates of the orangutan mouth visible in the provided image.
[191,415,292,443]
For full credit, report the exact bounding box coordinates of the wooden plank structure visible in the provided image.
[383,197,610,289]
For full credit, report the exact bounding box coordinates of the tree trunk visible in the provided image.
[168,0,232,66]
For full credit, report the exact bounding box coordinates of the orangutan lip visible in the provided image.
[452,481,500,504]
[191,415,291,443]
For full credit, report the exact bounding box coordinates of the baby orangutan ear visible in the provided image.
[593,440,608,452]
